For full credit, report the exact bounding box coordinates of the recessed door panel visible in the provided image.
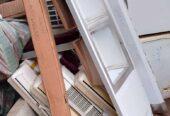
[66,0,158,115]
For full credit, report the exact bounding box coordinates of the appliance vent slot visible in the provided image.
[86,107,102,116]
[67,87,102,116]
[45,0,63,28]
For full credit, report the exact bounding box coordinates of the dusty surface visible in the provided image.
[165,99,170,116]
[154,99,170,116]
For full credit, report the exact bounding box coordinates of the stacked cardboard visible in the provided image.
[8,61,50,116]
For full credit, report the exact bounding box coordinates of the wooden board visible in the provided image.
[73,39,103,86]
[52,0,76,29]
[0,0,25,18]
[22,0,70,116]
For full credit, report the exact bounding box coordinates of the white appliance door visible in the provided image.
[66,0,155,115]
[127,0,170,35]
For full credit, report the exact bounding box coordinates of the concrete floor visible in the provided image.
[165,99,170,116]
[154,99,170,116]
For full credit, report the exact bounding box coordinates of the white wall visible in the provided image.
[127,0,170,35]
[142,38,170,98]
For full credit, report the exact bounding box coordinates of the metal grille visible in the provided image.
[45,0,63,28]
[67,86,102,116]
[86,107,101,116]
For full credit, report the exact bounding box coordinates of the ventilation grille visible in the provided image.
[45,0,63,29]
[67,86,102,116]
[86,107,101,116]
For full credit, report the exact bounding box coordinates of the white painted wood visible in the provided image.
[105,0,165,106]
[127,0,170,35]
[115,70,152,116]
[108,68,126,85]
[74,0,108,32]
[66,0,157,115]
[92,26,128,69]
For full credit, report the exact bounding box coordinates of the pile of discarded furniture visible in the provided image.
[1,0,170,116]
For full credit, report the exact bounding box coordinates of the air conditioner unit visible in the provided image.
[26,60,116,115]
[45,0,63,29]
[74,71,116,115]
[8,64,50,116]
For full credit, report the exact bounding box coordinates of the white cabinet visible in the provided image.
[127,0,170,35]
[66,0,166,115]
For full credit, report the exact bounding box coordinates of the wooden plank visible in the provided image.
[22,0,70,116]
[0,0,25,18]
[52,0,76,29]
[73,39,103,86]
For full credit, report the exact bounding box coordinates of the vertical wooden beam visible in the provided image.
[73,39,103,86]
[52,0,76,29]
[22,0,70,116]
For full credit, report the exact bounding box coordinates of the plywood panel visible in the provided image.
[22,0,70,116]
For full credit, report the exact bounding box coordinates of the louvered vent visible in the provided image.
[45,0,63,28]
[86,107,101,116]
[67,86,102,116]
